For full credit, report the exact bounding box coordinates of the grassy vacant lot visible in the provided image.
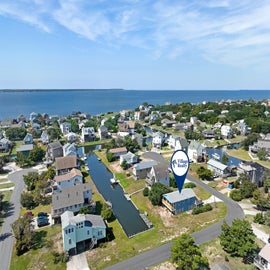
[10,225,65,270]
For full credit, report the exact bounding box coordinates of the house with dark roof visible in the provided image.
[46,141,63,163]
[61,211,106,254]
[109,147,127,159]
[188,140,205,162]
[98,125,109,139]
[133,160,157,180]
[162,189,196,214]
[55,155,78,175]
[51,183,92,220]
[146,163,170,187]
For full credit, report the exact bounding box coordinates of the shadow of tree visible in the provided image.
[32,230,48,250]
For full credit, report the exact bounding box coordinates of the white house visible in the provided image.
[221,125,233,138]
[81,127,96,142]
[188,140,205,162]
[207,159,230,178]
[53,168,83,191]
[254,244,270,270]
[168,135,188,151]
[146,163,170,187]
[60,122,72,135]
[40,131,50,145]
[63,143,77,157]
[120,151,138,165]
[98,125,109,139]
[64,132,78,143]
[152,131,165,149]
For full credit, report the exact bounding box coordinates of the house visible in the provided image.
[16,144,33,157]
[109,147,127,159]
[250,139,270,155]
[188,140,205,162]
[190,117,198,125]
[207,159,230,178]
[0,138,11,152]
[53,168,83,191]
[61,211,106,254]
[60,122,72,135]
[133,160,157,180]
[55,155,78,175]
[162,189,196,214]
[237,162,263,185]
[40,131,50,145]
[65,132,78,143]
[98,125,109,139]
[81,127,96,142]
[203,129,215,139]
[45,141,63,163]
[31,123,41,134]
[51,183,92,220]
[254,244,270,270]
[221,125,233,139]
[17,114,26,123]
[134,111,141,121]
[23,133,33,144]
[29,112,38,122]
[152,131,165,149]
[146,163,170,187]
[63,143,77,157]
[132,133,144,147]
[161,119,176,128]
[235,120,250,136]
[168,135,188,151]
[120,151,138,165]
[118,121,135,135]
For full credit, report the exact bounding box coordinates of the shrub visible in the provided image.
[253,213,265,224]
[143,187,149,197]
[184,182,196,189]
[192,204,213,215]
[230,190,242,201]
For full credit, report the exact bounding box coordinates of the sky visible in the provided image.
[0,0,270,90]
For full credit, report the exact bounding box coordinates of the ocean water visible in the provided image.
[0,89,269,120]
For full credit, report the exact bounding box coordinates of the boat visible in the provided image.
[105,201,112,208]
[97,157,101,161]
[110,176,118,184]
[212,153,220,160]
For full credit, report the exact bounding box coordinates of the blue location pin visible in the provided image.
[170,150,190,193]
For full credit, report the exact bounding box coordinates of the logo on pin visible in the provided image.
[170,150,190,193]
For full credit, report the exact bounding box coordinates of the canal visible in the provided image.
[85,147,149,237]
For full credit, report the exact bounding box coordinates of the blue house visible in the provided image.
[162,189,196,214]
[61,211,106,254]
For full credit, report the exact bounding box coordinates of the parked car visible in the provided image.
[37,216,49,227]
[37,212,48,217]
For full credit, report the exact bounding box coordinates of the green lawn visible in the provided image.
[10,225,65,270]
[0,182,14,189]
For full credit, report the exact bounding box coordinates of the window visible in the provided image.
[98,230,103,236]
[69,239,72,245]
[87,230,90,235]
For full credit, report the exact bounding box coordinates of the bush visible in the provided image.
[143,187,149,197]
[253,213,265,224]
[192,204,213,215]
[230,189,242,201]
[184,182,196,189]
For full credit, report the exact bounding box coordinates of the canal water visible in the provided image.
[85,147,149,237]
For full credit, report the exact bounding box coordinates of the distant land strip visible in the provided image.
[0,88,124,92]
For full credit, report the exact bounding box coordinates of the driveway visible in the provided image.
[0,167,36,270]
[67,253,90,270]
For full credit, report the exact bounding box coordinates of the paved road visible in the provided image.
[0,169,36,270]
[104,174,244,270]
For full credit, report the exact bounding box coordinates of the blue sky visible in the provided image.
[0,0,270,90]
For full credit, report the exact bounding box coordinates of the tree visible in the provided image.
[257,149,268,161]
[253,213,265,224]
[106,151,115,162]
[101,205,114,222]
[171,233,209,270]
[264,211,270,226]
[230,189,242,201]
[252,189,270,210]
[28,146,45,163]
[12,215,34,255]
[148,182,172,206]
[239,180,257,199]
[79,206,91,215]
[23,172,39,191]
[20,192,38,209]
[219,219,258,258]
[196,166,213,181]
[5,127,26,140]
[120,160,128,170]
[143,187,149,197]
[221,154,229,165]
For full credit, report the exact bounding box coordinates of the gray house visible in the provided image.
[207,159,230,178]
[46,141,63,163]
[146,163,170,187]
[133,160,157,180]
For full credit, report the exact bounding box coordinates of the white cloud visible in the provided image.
[0,0,270,68]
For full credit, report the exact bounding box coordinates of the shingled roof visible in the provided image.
[55,155,77,171]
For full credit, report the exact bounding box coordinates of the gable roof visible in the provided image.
[152,163,169,179]
[207,158,228,170]
[48,141,62,150]
[55,155,77,171]
[134,160,157,171]
[259,244,270,261]
[52,183,91,210]
[54,168,82,183]
[109,147,127,154]
[163,189,196,203]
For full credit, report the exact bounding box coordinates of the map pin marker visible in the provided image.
[170,150,190,193]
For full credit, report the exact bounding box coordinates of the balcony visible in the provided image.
[254,257,269,270]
